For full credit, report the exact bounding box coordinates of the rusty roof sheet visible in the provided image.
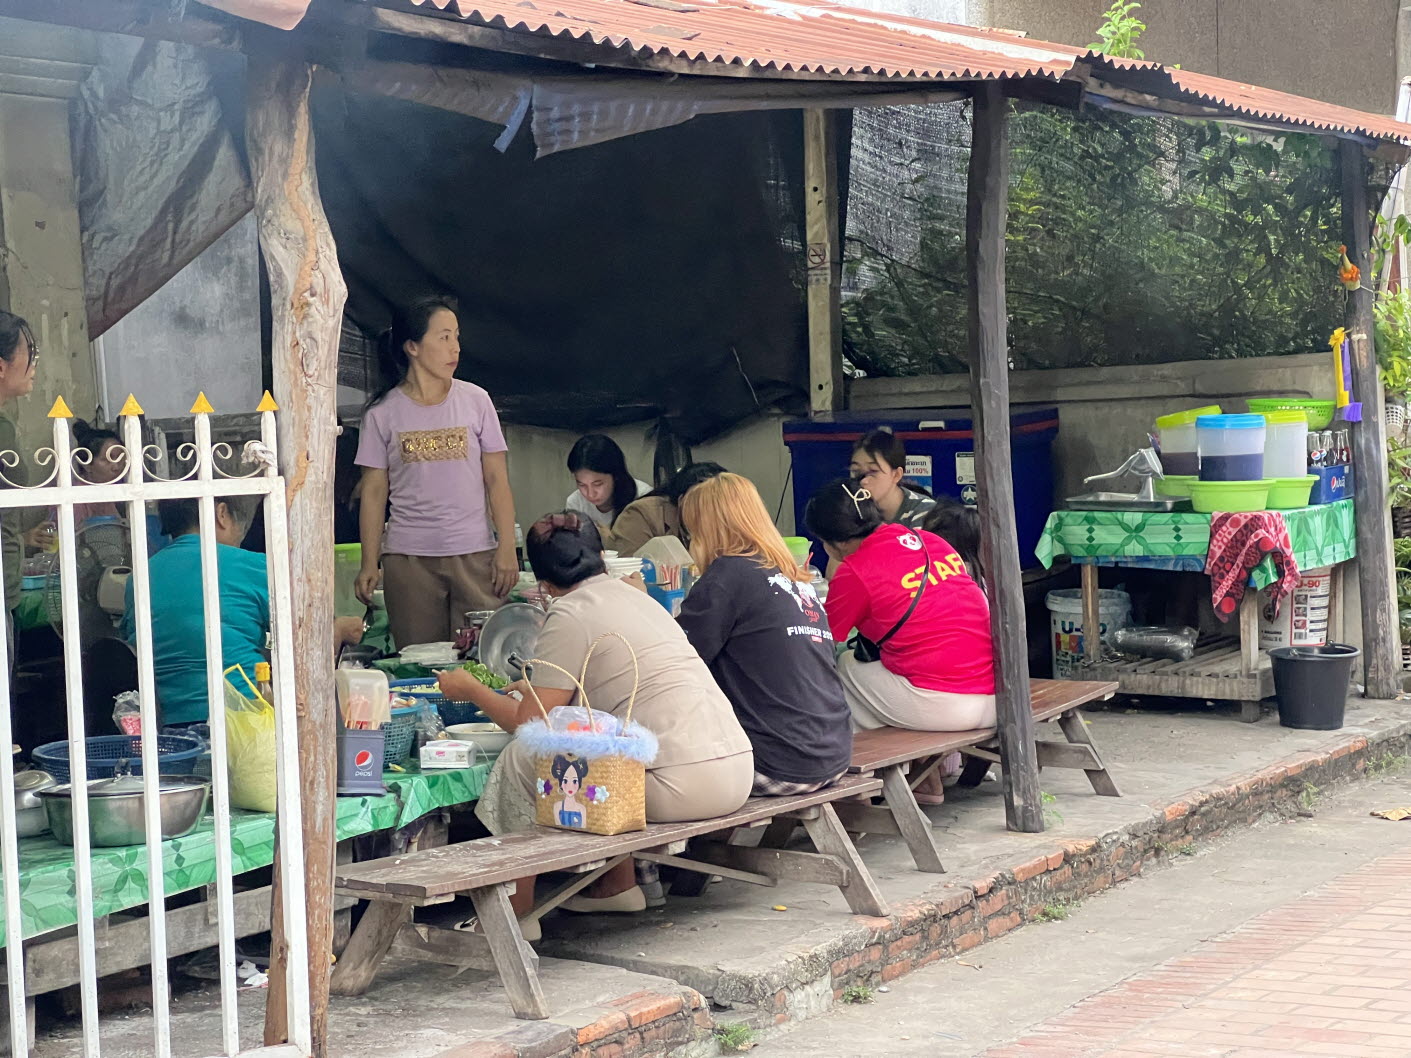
[400,0,1411,144]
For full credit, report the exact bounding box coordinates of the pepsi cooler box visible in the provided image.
[783,406,1060,569]
[1310,464,1351,505]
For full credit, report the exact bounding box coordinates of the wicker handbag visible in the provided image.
[515,632,659,836]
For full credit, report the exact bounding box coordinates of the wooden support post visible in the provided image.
[805,108,843,415]
[1081,563,1102,663]
[1341,141,1401,700]
[966,84,1043,833]
[247,52,348,1056]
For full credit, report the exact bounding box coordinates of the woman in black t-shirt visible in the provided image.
[677,473,852,794]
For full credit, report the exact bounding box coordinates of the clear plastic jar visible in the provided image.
[1155,405,1221,476]
[1261,409,1309,480]
[1196,414,1266,481]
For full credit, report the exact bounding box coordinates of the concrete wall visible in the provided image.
[504,350,1334,530]
[970,0,1400,116]
[0,16,98,447]
[97,215,262,419]
[503,413,797,534]
[851,351,1334,502]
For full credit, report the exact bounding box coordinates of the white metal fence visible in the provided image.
[0,394,311,1057]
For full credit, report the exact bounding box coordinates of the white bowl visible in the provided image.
[445,722,513,756]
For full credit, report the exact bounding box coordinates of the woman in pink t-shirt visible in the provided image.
[805,479,996,733]
[354,296,518,648]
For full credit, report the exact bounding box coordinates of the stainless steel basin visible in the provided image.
[1065,492,1191,513]
[39,775,210,847]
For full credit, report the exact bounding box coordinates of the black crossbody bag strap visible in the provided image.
[875,541,930,650]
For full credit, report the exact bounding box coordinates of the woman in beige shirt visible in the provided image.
[439,511,753,936]
[599,461,725,557]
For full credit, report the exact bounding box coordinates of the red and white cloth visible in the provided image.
[1204,511,1300,621]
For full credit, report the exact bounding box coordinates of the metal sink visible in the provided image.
[1065,492,1191,513]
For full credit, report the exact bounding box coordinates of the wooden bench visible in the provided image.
[330,774,884,1019]
[836,679,1121,874]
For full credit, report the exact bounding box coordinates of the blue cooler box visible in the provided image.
[783,406,1060,569]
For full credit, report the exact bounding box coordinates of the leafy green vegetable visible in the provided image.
[462,660,508,690]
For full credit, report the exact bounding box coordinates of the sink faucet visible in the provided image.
[1083,448,1166,502]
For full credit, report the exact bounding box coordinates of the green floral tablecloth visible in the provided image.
[1035,500,1357,588]
[0,763,487,947]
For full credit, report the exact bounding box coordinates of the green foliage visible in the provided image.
[842,109,1349,379]
[1298,781,1322,813]
[1366,752,1410,778]
[1089,2,1147,59]
[1037,897,1079,922]
[714,1024,756,1052]
[1041,790,1063,827]
[840,984,875,1004]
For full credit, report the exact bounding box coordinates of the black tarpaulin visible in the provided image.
[312,75,809,441]
[73,36,251,339]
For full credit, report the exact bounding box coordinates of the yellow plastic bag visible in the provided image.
[225,664,277,813]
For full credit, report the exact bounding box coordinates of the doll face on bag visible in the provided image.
[560,772,580,797]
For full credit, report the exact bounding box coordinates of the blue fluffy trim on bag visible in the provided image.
[514,719,659,765]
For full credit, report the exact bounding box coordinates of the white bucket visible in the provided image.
[1046,587,1132,678]
[1259,567,1332,650]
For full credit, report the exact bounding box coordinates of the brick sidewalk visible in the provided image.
[984,850,1411,1058]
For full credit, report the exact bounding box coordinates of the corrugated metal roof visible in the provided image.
[401,0,1411,144]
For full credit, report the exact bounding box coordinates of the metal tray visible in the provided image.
[1065,492,1191,513]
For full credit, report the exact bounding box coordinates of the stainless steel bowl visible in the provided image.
[14,769,55,838]
[38,775,210,847]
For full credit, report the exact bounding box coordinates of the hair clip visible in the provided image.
[841,481,872,519]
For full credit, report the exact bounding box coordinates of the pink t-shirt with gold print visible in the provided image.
[355,380,508,557]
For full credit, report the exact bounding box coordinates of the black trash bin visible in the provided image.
[1269,644,1360,730]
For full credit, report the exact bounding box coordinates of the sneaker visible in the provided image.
[636,861,666,908]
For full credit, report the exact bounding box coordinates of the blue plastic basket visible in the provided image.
[33,734,204,784]
[382,705,421,765]
[388,678,487,728]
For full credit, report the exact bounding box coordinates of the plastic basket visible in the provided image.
[388,678,487,728]
[379,705,420,765]
[33,734,204,784]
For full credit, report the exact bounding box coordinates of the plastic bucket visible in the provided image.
[1266,476,1318,510]
[782,536,812,568]
[1269,644,1359,730]
[1196,414,1266,481]
[1046,588,1131,678]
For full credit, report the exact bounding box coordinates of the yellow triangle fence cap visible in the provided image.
[119,394,144,417]
[190,392,215,415]
[47,397,72,419]
[256,391,279,413]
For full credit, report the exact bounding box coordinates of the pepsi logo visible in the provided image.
[354,750,372,768]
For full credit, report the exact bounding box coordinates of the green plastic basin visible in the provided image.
[1156,474,1198,498]
[1189,479,1274,514]
[1266,475,1318,510]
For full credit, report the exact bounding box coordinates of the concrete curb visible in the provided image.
[432,715,1411,1058]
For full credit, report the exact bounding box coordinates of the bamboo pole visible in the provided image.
[246,53,347,1056]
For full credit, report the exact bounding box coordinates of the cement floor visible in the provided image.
[26,695,1411,1058]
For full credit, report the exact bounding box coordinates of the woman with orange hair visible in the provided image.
[677,473,852,795]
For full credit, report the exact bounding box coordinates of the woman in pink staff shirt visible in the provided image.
[354,296,518,648]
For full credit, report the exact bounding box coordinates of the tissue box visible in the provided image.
[419,740,473,770]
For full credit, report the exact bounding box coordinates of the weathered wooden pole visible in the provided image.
[804,108,844,415]
[246,52,347,1055]
[966,84,1042,833]
[1341,140,1401,700]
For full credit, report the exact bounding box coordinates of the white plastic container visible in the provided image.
[1045,587,1132,679]
[1259,567,1333,650]
[1155,405,1220,476]
[1196,414,1266,481]
[1260,409,1309,480]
